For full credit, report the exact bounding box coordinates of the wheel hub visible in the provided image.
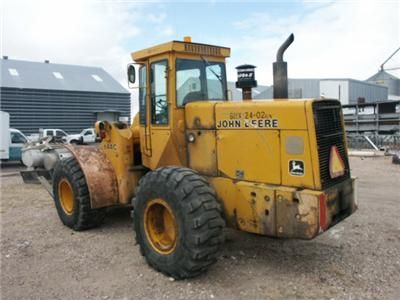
[58,178,74,215]
[144,198,178,255]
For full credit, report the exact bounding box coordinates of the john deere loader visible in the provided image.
[22,34,357,279]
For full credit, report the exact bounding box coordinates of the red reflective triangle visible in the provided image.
[329,145,345,178]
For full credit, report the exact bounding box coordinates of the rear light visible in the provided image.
[319,193,327,232]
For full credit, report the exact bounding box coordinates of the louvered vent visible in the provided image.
[313,100,351,189]
[184,44,221,56]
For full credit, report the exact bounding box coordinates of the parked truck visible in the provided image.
[28,128,97,145]
[1,111,28,162]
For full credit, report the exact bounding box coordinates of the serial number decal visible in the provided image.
[229,111,272,120]
[217,118,279,129]
[104,143,117,151]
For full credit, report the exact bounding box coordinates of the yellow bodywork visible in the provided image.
[94,120,143,205]
[132,40,230,61]
[186,100,318,189]
[83,39,357,239]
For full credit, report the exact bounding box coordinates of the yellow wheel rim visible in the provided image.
[58,178,74,215]
[144,198,178,255]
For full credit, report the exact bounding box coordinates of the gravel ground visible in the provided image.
[1,157,399,299]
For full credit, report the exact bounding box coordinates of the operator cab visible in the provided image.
[127,38,231,168]
[127,37,230,118]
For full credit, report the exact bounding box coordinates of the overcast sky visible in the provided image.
[1,0,399,89]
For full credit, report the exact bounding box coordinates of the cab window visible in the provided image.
[151,60,168,125]
[176,58,226,107]
[56,130,67,137]
[11,132,27,144]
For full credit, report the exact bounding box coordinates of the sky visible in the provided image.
[1,0,399,92]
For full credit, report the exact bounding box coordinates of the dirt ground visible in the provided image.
[1,157,399,300]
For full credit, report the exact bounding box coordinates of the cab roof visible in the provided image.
[131,40,231,61]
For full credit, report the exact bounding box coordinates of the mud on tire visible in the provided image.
[133,166,225,279]
[52,157,105,231]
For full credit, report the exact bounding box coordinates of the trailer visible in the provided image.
[1,111,10,160]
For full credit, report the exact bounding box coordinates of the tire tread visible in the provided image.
[53,157,105,231]
[134,166,225,279]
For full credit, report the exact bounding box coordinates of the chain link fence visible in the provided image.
[347,134,400,150]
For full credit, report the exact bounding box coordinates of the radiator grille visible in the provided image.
[313,100,350,189]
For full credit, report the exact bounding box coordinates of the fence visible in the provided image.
[342,101,400,150]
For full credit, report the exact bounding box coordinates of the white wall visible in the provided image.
[0,111,10,159]
[320,80,349,104]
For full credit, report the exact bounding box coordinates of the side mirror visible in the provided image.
[127,64,136,84]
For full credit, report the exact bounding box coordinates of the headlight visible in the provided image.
[187,133,195,143]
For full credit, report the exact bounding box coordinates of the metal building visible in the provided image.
[320,79,388,104]
[254,78,388,104]
[227,82,269,100]
[367,70,400,100]
[0,58,130,135]
[254,79,319,100]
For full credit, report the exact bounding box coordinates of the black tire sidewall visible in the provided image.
[53,162,80,228]
[134,175,187,271]
[134,167,225,279]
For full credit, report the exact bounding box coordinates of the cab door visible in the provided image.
[140,55,187,170]
[9,130,27,161]
[145,59,170,169]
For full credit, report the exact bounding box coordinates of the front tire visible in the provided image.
[52,157,105,230]
[133,167,225,279]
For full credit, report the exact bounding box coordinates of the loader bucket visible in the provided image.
[64,145,119,209]
[20,169,51,184]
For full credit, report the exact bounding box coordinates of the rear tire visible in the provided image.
[133,167,225,279]
[52,157,105,230]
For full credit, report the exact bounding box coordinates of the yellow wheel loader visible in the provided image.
[22,34,357,279]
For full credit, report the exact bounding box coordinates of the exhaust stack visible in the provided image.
[273,33,294,99]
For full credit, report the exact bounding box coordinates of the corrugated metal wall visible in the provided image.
[254,79,320,99]
[288,79,320,98]
[0,88,130,134]
[367,71,400,97]
[348,80,388,104]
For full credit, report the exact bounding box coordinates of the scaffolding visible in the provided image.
[343,100,400,149]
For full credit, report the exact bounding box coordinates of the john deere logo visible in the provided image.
[289,160,304,176]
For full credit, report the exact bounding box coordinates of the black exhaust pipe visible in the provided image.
[273,33,294,99]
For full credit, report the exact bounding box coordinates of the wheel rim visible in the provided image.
[144,198,178,255]
[58,178,74,215]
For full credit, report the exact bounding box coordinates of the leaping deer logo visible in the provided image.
[291,161,303,172]
[290,160,304,176]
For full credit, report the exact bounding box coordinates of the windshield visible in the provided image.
[176,58,227,107]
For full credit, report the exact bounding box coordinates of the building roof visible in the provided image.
[0,58,129,94]
[320,78,388,89]
[367,70,400,82]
